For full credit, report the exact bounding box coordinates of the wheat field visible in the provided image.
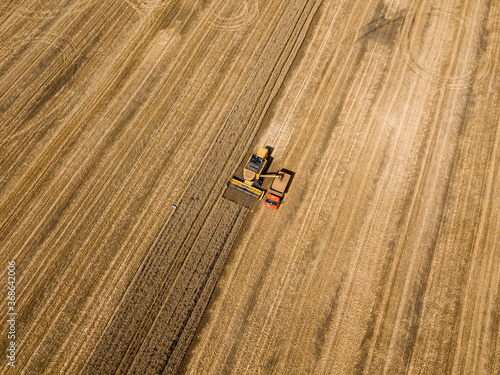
[0,0,498,373]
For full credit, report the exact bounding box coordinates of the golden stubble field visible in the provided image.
[0,0,498,374]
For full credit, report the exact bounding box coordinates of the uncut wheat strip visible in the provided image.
[160,206,246,375]
[125,200,241,374]
[64,2,294,362]
[96,133,246,370]
[99,0,324,370]
[85,181,232,374]
[112,190,247,373]
[80,187,215,370]
[123,211,233,373]
[172,204,248,374]
[110,192,236,370]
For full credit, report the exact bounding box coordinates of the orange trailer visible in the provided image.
[264,170,291,210]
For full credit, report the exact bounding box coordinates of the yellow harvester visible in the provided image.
[227,147,278,200]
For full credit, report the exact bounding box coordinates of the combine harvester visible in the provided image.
[226,146,291,209]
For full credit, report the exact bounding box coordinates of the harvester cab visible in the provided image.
[227,147,269,201]
[243,147,268,185]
